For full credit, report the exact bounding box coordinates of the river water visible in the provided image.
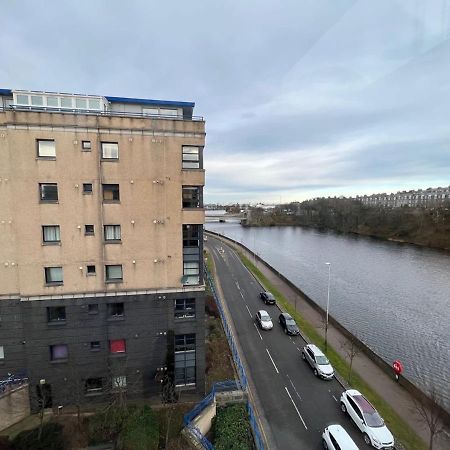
[205,220,450,411]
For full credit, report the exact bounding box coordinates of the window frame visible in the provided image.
[85,224,95,236]
[86,265,96,276]
[90,341,101,351]
[47,306,66,323]
[82,140,91,151]
[0,346,5,360]
[107,302,124,318]
[109,339,126,354]
[37,139,56,159]
[102,184,120,203]
[174,298,196,319]
[82,183,93,195]
[44,266,63,285]
[104,225,121,242]
[42,225,61,244]
[49,344,68,362]
[85,377,103,394]
[39,183,58,202]
[88,303,99,314]
[174,334,196,386]
[105,264,123,283]
[182,146,202,169]
[182,186,202,208]
[101,142,119,160]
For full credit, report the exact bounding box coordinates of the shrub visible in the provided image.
[213,404,253,450]
[12,422,64,450]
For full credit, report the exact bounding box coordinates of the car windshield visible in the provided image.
[261,314,271,322]
[286,319,296,326]
[316,355,329,365]
[266,293,275,300]
[363,411,384,427]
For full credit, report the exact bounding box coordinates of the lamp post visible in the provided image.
[325,262,331,352]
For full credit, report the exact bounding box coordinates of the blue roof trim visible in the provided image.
[0,89,12,96]
[105,96,194,108]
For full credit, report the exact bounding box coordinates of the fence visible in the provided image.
[0,371,28,395]
[183,266,265,450]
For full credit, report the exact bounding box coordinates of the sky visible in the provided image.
[1,0,449,204]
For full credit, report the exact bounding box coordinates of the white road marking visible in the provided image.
[245,304,252,317]
[332,395,338,402]
[235,281,240,290]
[240,291,245,300]
[285,386,308,430]
[266,348,279,374]
[286,374,302,401]
[296,346,301,352]
[253,323,263,340]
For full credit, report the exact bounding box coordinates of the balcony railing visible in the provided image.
[0,105,204,121]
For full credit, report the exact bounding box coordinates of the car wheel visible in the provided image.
[301,352,306,360]
[322,439,328,450]
[363,433,371,446]
[340,402,347,414]
[313,368,318,377]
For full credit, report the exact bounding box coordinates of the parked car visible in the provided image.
[278,313,300,335]
[322,424,359,450]
[301,344,334,379]
[340,389,394,449]
[255,310,273,330]
[259,291,276,305]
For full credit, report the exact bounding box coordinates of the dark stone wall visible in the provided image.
[0,291,205,410]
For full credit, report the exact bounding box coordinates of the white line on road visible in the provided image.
[266,348,279,374]
[286,374,302,402]
[235,281,240,290]
[240,291,245,300]
[296,346,301,352]
[245,304,252,317]
[253,323,263,340]
[285,386,308,430]
[332,395,338,402]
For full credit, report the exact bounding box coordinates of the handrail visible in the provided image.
[0,105,204,121]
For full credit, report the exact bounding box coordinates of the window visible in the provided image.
[85,224,95,235]
[108,303,124,317]
[101,142,119,159]
[37,140,56,158]
[85,377,103,393]
[183,262,200,285]
[160,108,179,116]
[16,94,28,105]
[110,339,126,354]
[75,98,87,109]
[175,334,196,386]
[42,225,60,243]
[102,184,120,202]
[47,306,66,322]
[82,141,91,150]
[329,433,341,450]
[88,303,99,314]
[39,183,58,202]
[88,99,100,110]
[90,341,101,351]
[31,95,44,106]
[183,224,200,247]
[182,146,201,169]
[182,225,201,285]
[45,267,63,285]
[50,344,68,361]
[104,225,121,241]
[105,265,123,282]
[143,107,158,115]
[112,375,127,389]
[83,183,93,194]
[60,97,72,108]
[46,96,58,107]
[182,186,202,208]
[87,265,96,275]
[175,298,195,319]
[0,346,4,360]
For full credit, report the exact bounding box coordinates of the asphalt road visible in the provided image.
[207,235,369,450]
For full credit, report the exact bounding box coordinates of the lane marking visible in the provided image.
[266,348,279,374]
[253,323,263,340]
[285,387,308,430]
[296,346,301,352]
[332,395,338,402]
[240,291,245,300]
[286,374,302,402]
[235,281,240,290]
[245,304,252,318]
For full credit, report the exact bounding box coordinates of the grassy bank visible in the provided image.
[238,251,426,450]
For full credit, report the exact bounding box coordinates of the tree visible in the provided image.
[340,334,361,384]
[411,389,447,450]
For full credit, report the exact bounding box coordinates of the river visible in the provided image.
[205,220,450,411]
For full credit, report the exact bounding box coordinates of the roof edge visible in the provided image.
[105,95,195,108]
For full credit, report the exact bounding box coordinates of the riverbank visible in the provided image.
[206,230,450,450]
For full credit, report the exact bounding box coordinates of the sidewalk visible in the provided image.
[213,233,449,450]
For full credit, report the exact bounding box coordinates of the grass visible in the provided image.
[238,251,426,450]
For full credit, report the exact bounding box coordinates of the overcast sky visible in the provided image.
[1,0,449,203]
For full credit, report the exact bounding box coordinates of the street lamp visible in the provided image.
[325,262,331,352]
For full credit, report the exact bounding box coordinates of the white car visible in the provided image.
[340,389,394,449]
[302,344,334,379]
[322,424,359,450]
[255,310,273,330]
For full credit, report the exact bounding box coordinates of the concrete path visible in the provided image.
[211,233,449,450]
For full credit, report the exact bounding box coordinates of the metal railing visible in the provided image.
[0,105,204,121]
[0,371,28,395]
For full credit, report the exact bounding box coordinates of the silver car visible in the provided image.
[255,310,273,330]
[301,344,334,379]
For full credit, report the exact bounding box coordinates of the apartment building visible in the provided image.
[0,89,205,410]
[356,186,450,208]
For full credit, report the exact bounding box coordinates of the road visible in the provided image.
[207,235,369,450]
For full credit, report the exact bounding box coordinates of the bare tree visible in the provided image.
[411,389,448,450]
[340,334,361,384]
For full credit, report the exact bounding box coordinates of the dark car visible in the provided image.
[259,291,276,305]
[278,313,300,335]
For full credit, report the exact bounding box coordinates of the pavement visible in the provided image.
[207,233,449,450]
